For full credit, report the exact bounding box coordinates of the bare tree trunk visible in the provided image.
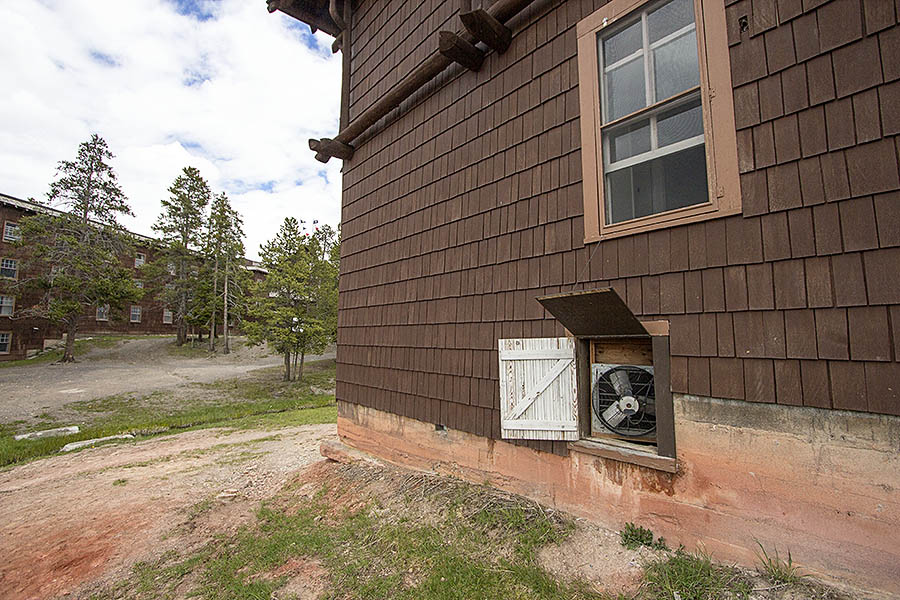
[209,255,218,352]
[298,350,306,382]
[292,350,299,381]
[223,258,230,355]
[61,319,77,363]
[283,350,291,381]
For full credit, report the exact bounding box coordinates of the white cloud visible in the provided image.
[0,0,343,259]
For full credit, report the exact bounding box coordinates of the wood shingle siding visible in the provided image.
[336,0,900,454]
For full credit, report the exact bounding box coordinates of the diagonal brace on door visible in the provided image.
[507,358,573,420]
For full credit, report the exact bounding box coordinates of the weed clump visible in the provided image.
[755,541,804,584]
[619,522,668,551]
[643,549,751,600]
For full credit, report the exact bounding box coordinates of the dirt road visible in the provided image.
[0,337,332,423]
[0,423,338,600]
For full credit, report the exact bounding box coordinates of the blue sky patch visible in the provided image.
[89,50,119,67]
[167,0,215,21]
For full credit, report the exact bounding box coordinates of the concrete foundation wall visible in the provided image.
[336,397,900,597]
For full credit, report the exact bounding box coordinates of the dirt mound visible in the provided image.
[0,423,337,600]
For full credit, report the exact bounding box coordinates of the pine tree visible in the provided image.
[7,134,142,362]
[245,218,339,381]
[151,166,211,346]
[203,192,245,353]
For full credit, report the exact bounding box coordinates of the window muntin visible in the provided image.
[0,332,10,354]
[3,222,20,243]
[96,304,110,321]
[0,296,13,316]
[598,0,707,225]
[162,308,173,324]
[135,253,145,267]
[130,305,142,323]
[1,258,17,279]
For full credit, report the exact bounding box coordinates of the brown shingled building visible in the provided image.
[270,0,900,594]
[0,193,208,359]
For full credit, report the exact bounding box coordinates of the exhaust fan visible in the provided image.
[591,364,656,439]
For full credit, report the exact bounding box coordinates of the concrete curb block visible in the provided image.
[59,434,135,452]
[14,426,80,441]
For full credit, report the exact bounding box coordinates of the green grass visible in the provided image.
[755,541,804,585]
[0,359,337,468]
[642,550,751,600]
[619,522,668,551]
[93,469,606,600]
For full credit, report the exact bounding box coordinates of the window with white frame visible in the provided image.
[130,305,142,323]
[577,0,740,240]
[3,222,20,243]
[96,304,110,321]
[0,332,10,354]
[135,252,146,267]
[163,308,173,324]
[0,295,14,316]
[1,258,18,279]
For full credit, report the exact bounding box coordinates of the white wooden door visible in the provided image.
[498,337,578,441]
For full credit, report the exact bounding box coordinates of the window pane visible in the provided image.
[653,30,699,101]
[607,119,652,163]
[602,20,642,65]
[606,57,646,121]
[605,144,709,224]
[648,0,695,44]
[657,97,704,146]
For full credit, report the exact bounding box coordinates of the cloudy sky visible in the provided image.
[1,0,343,259]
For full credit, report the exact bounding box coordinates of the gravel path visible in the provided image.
[0,337,333,423]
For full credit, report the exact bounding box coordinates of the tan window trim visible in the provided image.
[3,221,20,243]
[577,0,741,243]
[0,331,11,355]
[0,257,18,280]
[0,295,15,317]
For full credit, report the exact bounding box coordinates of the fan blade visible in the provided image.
[609,369,633,398]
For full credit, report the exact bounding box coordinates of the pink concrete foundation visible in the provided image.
[337,397,900,597]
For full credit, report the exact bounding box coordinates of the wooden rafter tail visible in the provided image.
[309,138,354,162]
[459,9,512,54]
[438,31,484,72]
[332,32,343,53]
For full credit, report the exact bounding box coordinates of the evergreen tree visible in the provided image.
[203,192,245,353]
[5,134,142,362]
[246,218,339,381]
[151,166,211,345]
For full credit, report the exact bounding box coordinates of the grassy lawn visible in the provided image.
[0,359,337,468]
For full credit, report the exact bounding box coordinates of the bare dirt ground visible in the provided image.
[0,337,332,424]
[0,423,338,600]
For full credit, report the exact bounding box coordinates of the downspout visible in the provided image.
[309,0,543,163]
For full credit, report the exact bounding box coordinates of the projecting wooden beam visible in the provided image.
[460,8,511,54]
[438,31,484,72]
[309,138,354,162]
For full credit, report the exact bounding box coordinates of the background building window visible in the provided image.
[96,304,110,321]
[130,305,142,323]
[3,222,20,243]
[1,258,18,279]
[163,308,173,324]
[135,252,145,267]
[0,295,14,316]
[0,332,11,354]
